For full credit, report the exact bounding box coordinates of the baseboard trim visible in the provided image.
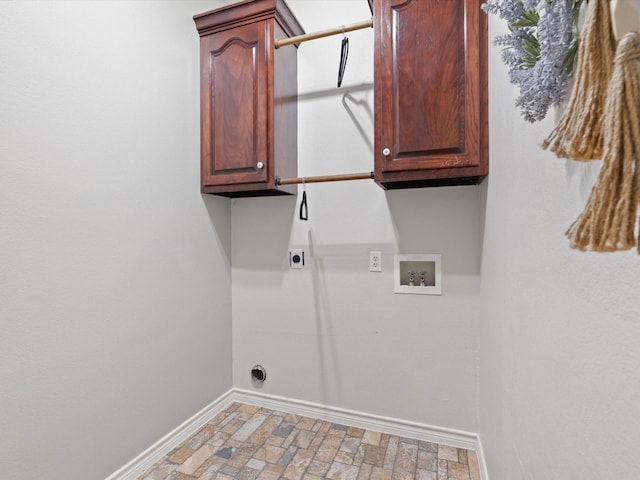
[105,388,490,480]
[476,436,491,480]
[104,389,235,480]
[232,389,478,451]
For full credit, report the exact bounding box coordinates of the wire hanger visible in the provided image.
[338,27,349,87]
[299,178,308,221]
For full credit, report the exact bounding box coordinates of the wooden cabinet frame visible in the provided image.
[194,0,304,197]
[373,0,488,189]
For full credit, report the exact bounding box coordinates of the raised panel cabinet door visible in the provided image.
[374,0,483,174]
[200,21,269,188]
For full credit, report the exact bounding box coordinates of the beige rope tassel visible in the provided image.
[566,32,640,252]
[542,0,616,160]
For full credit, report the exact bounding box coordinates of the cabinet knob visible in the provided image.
[382,148,391,156]
[256,161,264,169]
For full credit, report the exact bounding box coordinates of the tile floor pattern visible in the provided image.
[139,403,482,480]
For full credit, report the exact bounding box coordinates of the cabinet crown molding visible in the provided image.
[194,0,304,39]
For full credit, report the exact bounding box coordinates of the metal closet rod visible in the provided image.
[275,18,373,49]
[276,171,374,186]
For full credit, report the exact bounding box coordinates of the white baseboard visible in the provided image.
[104,389,235,480]
[476,436,491,480]
[232,389,479,451]
[105,388,490,480]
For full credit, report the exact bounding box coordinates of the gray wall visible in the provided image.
[479,10,640,480]
[0,2,232,478]
[231,0,482,433]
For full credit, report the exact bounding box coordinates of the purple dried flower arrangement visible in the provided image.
[483,0,584,122]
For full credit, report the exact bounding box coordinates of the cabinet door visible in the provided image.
[200,21,269,188]
[375,0,484,177]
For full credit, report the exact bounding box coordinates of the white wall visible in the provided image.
[232,0,483,433]
[0,2,232,478]
[480,12,640,480]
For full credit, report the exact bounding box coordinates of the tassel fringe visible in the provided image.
[542,0,616,161]
[566,32,640,252]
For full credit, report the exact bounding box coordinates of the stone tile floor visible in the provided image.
[139,402,481,480]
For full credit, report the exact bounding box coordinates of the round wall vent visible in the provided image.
[251,365,267,384]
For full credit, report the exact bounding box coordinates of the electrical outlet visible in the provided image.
[290,249,304,269]
[370,251,382,272]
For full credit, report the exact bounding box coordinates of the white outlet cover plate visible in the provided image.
[370,251,382,272]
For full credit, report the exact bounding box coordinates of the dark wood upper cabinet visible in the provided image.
[373,0,488,189]
[194,0,304,197]
[194,0,487,195]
